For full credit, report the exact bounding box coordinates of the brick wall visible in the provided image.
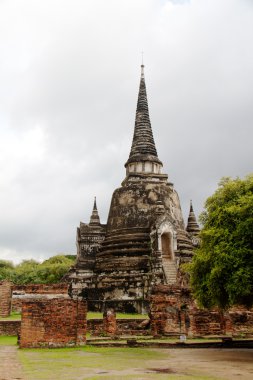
[0,281,12,317]
[87,318,150,336]
[229,307,253,335]
[149,285,253,337]
[11,283,70,314]
[11,298,22,313]
[19,284,87,348]
[149,285,191,336]
[189,309,226,336]
[0,321,20,336]
[13,283,69,295]
[150,285,226,337]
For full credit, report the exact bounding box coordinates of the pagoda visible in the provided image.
[67,65,199,312]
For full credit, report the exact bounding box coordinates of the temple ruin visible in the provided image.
[1,66,252,348]
[67,65,200,312]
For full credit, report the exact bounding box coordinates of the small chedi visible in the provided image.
[67,65,200,313]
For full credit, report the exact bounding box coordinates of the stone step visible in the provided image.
[162,260,177,284]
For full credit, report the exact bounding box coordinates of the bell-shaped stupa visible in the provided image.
[68,66,197,312]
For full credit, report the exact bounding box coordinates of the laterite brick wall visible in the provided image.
[149,285,253,337]
[0,320,20,336]
[19,284,87,348]
[149,285,192,336]
[0,281,12,317]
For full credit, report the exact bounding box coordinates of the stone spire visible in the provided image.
[89,197,100,225]
[125,65,162,174]
[186,201,200,236]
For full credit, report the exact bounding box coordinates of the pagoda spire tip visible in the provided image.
[90,196,100,225]
[93,196,97,211]
[141,51,144,78]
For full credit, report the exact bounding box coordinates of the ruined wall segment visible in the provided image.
[149,285,253,337]
[149,284,191,336]
[19,284,87,348]
[0,281,12,317]
[0,320,20,336]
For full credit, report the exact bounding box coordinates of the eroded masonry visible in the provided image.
[66,65,200,313]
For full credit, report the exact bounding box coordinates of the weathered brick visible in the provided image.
[0,281,12,317]
[19,285,87,348]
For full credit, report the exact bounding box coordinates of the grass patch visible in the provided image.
[0,311,21,320]
[0,311,148,320]
[87,312,148,319]
[18,346,169,380]
[0,336,18,345]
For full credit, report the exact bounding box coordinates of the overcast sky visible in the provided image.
[0,0,252,263]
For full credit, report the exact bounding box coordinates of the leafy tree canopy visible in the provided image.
[187,174,253,309]
[0,254,76,285]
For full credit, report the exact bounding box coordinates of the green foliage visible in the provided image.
[0,260,14,269]
[0,259,15,282]
[187,174,253,309]
[0,255,76,285]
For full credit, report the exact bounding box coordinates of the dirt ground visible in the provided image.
[0,346,24,380]
[0,346,253,380]
[159,348,253,380]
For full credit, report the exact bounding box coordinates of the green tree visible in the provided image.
[0,260,15,282]
[35,255,75,283]
[187,174,253,309]
[0,255,76,285]
[13,259,40,284]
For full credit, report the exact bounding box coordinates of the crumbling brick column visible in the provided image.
[0,281,12,317]
[103,308,117,335]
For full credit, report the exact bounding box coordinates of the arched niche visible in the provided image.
[157,220,177,260]
[161,231,173,259]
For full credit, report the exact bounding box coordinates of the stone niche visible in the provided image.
[19,284,87,348]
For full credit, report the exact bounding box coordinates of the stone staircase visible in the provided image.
[162,257,177,284]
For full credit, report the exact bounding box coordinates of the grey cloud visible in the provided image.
[0,0,252,262]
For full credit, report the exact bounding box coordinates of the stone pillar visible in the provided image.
[103,309,117,336]
[0,281,12,317]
